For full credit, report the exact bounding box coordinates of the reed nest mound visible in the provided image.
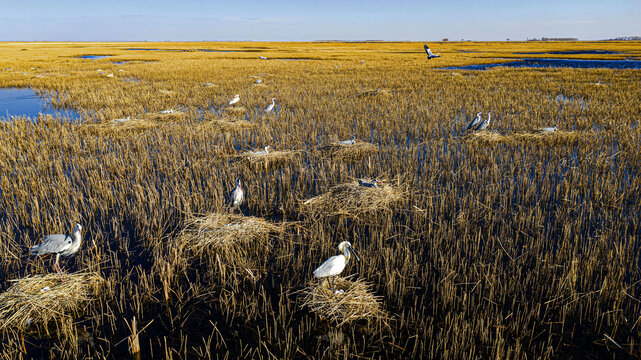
[158,89,176,95]
[0,272,104,332]
[465,130,582,146]
[148,110,187,120]
[302,180,404,218]
[357,88,392,97]
[241,149,301,165]
[225,106,247,116]
[300,277,387,327]
[319,141,378,160]
[180,213,286,266]
[81,118,163,136]
[197,117,255,132]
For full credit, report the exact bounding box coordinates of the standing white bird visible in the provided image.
[338,136,356,145]
[424,44,441,59]
[475,111,492,131]
[358,179,381,188]
[264,98,276,113]
[467,112,483,130]
[231,178,244,213]
[30,224,83,275]
[313,241,360,290]
[229,94,240,106]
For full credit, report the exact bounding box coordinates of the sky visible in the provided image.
[0,0,639,41]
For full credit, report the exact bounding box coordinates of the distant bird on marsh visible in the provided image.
[537,125,558,133]
[424,44,441,59]
[475,111,492,131]
[338,136,356,145]
[251,146,270,156]
[254,78,262,84]
[467,112,482,130]
[358,179,381,188]
[159,108,174,114]
[313,241,360,290]
[30,224,83,275]
[231,178,244,213]
[264,98,276,113]
[259,56,268,60]
[229,94,240,106]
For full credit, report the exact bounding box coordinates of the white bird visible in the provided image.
[338,136,356,145]
[159,108,174,114]
[475,111,492,131]
[358,178,381,188]
[229,94,240,106]
[467,112,482,130]
[251,146,270,155]
[313,241,360,290]
[231,178,244,212]
[424,44,441,59]
[30,224,83,275]
[259,56,268,60]
[203,82,212,87]
[96,69,103,72]
[113,116,131,123]
[264,98,276,113]
[106,73,114,77]
[537,125,558,133]
[254,78,262,84]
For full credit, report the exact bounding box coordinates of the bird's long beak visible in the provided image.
[349,245,360,261]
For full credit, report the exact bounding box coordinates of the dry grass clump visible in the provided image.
[300,277,387,326]
[0,272,104,331]
[465,130,582,146]
[302,180,404,217]
[81,117,161,136]
[319,140,378,160]
[226,106,247,116]
[242,148,301,165]
[357,88,392,97]
[181,212,285,260]
[197,117,255,131]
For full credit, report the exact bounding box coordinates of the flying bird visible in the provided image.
[229,94,240,106]
[424,44,441,59]
[30,224,83,275]
[313,241,360,290]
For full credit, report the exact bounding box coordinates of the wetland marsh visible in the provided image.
[0,41,640,359]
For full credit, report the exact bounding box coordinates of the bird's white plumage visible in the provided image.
[251,146,270,156]
[264,98,275,113]
[313,241,358,279]
[229,94,240,105]
[424,44,441,59]
[338,136,356,145]
[475,111,492,131]
[467,112,482,130]
[159,108,174,114]
[231,179,244,211]
[358,179,381,188]
[30,224,82,256]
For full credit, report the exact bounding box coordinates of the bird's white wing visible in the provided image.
[313,255,346,278]
[30,234,73,255]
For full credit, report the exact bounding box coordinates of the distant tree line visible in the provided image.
[611,36,641,40]
[527,37,579,41]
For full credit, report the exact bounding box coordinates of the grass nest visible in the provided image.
[319,140,378,161]
[241,148,301,166]
[0,272,104,332]
[225,106,247,116]
[300,277,387,327]
[197,117,255,132]
[302,180,404,218]
[465,130,581,146]
[356,88,393,97]
[81,118,163,136]
[180,213,287,273]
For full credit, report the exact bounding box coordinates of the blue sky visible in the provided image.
[0,0,639,41]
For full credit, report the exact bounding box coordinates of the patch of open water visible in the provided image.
[0,88,81,121]
[441,58,641,70]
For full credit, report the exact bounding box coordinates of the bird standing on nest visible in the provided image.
[229,94,240,106]
[231,178,244,213]
[251,146,270,155]
[467,112,482,130]
[313,241,360,291]
[30,223,83,275]
[264,98,276,113]
[475,111,492,131]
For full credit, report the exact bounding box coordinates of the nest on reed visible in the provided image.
[240,148,301,166]
[319,141,378,160]
[465,130,581,146]
[300,277,387,326]
[225,106,247,116]
[302,180,404,218]
[81,118,163,136]
[180,213,287,271]
[0,272,104,332]
[356,88,392,97]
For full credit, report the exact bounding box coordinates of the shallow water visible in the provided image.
[514,50,623,55]
[76,55,112,60]
[0,88,81,121]
[441,58,641,70]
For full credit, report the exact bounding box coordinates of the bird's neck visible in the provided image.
[343,248,351,262]
[73,231,82,245]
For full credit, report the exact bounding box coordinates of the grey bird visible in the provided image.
[358,179,381,188]
[30,223,83,275]
[338,136,356,145]
[537,125,558,133]
[254,78,262,84]
[231,178,244,212]
[424,44,441,59]
[467,112,482,130]
[313,241,360,290]
[475,111,492,131]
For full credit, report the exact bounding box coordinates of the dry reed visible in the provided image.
[302,180,404,217]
